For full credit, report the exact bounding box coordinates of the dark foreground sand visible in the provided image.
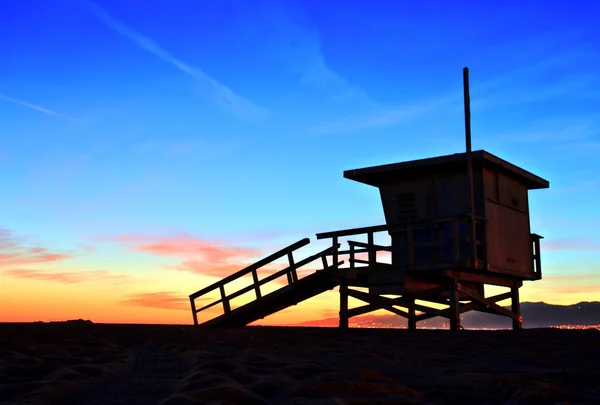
[1,322,599,405]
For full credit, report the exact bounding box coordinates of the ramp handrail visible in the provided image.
[189,238,341,325]
[189,238,309,300]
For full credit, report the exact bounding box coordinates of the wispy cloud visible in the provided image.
[0,228,100,271]
[133,138,241,159]
[107,233,260,260]
[99,232,262,278]
[312,50,595,135]
[535,283,600,296]
[0,228,73,268]
[312,93,457,135]
[551,180,600,195]
[543,273,600,283]
[482,114,600,158]
[119,291,191,310]
[471,73,600,110]
[0,93,74,120]
[262,3,378,109]
[3,269,133,284]
[489,121,599,145]
[554,140,600,155]
[543,237,600,251]
[100,232,309,281]
[86,2,269,120]
[0,228,124,284]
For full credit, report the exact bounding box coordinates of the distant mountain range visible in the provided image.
[293,302,600,329]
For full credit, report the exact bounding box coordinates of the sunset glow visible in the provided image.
[1,0,599,326]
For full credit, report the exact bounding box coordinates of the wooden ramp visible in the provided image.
[189,238,342,328]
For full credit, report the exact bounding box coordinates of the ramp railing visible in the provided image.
[189,238,341,325]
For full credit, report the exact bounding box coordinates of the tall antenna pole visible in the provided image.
[463,67,477,267]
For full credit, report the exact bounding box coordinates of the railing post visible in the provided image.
[349,242,355,269]
[190,297,198,326]
[219,284,231,313]
[531,235,538,277]
[288,252,298,284]
[533,235,543,280]
[408,298,416,330]
[367,231,375,267]
[251,268,262,299]
[339,282,349,329]
[332,236,339,275]
[321,254,329,269]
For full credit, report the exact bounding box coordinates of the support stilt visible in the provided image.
[449,281,461,331]
[511,286,522,330]
[408,298,417,330]
[339,281,349,329]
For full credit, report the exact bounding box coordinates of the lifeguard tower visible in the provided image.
[189,68,549,330]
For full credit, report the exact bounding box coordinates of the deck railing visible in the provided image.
[531,233,544,279]
[316,215,489,273]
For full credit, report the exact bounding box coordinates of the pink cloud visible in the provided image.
[101,233,259,260]
[0,228,95,269]
[134,238,257,261]
[101,232,263,279]
[543,237,600,251]
[0,228,124,285]
[163,260,291,281]
[77,244,98,254]
[544,273,600,282]
[119,292,193,310]
[164,261,246,277]
[101,232,332,282]
[3,269,133,284]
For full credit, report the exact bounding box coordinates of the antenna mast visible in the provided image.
[463,67,477,266]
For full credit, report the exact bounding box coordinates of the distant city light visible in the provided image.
[343,320,600,330]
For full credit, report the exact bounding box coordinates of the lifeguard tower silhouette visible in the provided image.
[189,69,549,330]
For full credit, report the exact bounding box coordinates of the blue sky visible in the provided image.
[1,0,599,317]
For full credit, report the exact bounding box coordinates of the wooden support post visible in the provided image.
[532,234,543,280]
[408,298,417,330]
[339,283,349,329]
[288,252,298,284]
[190,297,198,326]
[367,232,375,266]
[251,269,262,300]
[219,284,231,314]
[449,281,461,331]
[349,243,355,269]
[511,286,522,330]
[332,236,339,275]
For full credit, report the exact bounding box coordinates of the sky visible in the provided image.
[1,0,599,326]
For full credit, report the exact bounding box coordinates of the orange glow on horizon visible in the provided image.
[2,228,598,326]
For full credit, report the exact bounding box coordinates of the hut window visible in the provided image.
[397,193,417,223]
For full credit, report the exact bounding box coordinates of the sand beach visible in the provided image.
[1,321,599,405]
